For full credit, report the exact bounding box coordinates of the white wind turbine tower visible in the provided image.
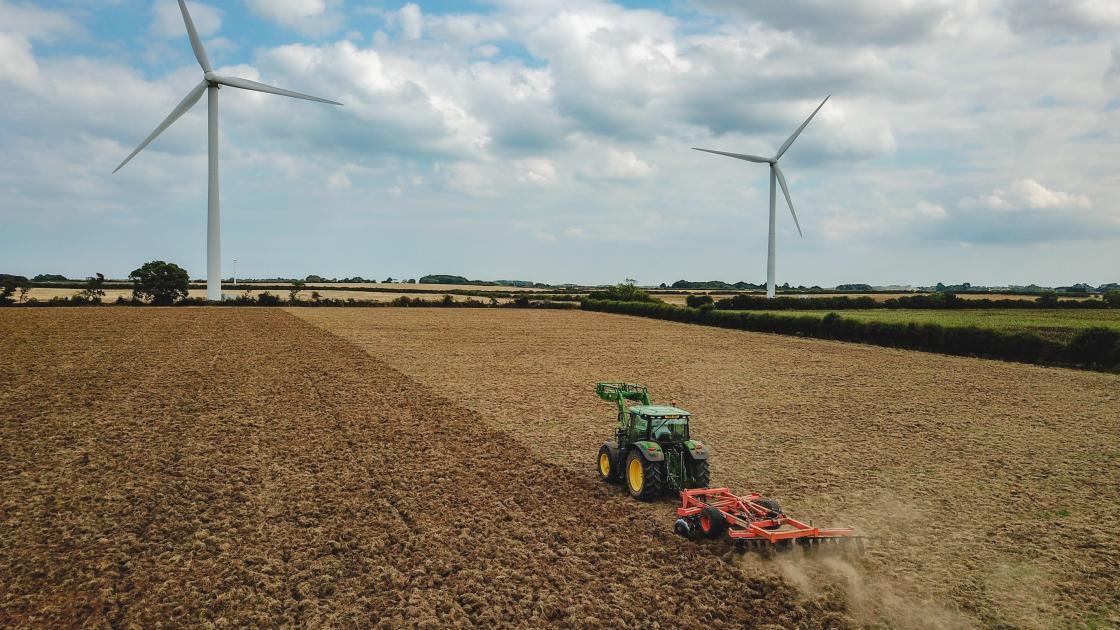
[114,0,342,301]
[694,96,829,299]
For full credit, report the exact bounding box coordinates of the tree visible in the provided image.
[310,291,322,302]
[17,281,31,304]
[1105,290,1120,308]
[129,261,189,305]
[289,280,306,303]
[78,273,106,304]
[1036,291,1060,307]
[0,275,28,306]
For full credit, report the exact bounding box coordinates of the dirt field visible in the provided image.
[1,309,847,627]
[292,308,1120,628]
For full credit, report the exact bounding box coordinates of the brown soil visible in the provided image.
[1,309,847,627]
[291,308,1120,629]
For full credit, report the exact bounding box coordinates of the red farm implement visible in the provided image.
[674,487,862,553]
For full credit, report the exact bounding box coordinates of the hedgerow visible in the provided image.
[582,299,1119,372]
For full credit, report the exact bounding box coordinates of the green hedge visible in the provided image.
[581,300,1120,372]
[712,292,1115,311]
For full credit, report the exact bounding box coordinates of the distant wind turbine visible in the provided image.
[694,96,830,299]
[114,0,342,301]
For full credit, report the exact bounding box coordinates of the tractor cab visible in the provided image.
[625,406,691,444]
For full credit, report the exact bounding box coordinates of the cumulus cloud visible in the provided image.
[961,179,1092,212]
[3,0,1120,283]
[1004,0,1120,36]
[152,1,221,39]
[0,33,39,90]
[578,148,655,180]
[0,1,82,40]
[691,0,966,45]
[1106,44,1120,89]
[243,0,343,37]
[398,4,423,40]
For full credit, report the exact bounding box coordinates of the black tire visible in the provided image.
[624,450,663,501]
[688,459,710,489]
[755,498,783,530]
[597,445,619,483]
[756,498,781,517]
[699,506,727,539]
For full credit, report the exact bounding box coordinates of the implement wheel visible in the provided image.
[756,498,783,530]
[625,450,663,501]
[597,445,619,483]
[698,507,727,539]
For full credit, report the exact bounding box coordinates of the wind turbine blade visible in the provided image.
[213,75,343,106]
[113,80,208,174]
[692,148,771,163]
[178,0,212,73]
[774,95,830,161]
[773,163,802,237]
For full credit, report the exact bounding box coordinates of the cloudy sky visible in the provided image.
[2,0,1118,286]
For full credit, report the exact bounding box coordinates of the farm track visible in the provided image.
[292,308,1120,629]
[0,309,845,627]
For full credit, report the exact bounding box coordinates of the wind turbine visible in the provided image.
[694,96,829,299]
[114,0,342,301]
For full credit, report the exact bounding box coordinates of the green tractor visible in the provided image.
[595,382,710,500]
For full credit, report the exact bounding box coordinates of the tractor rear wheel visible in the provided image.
[699,506,727,539]
[688,459,710,488]
[624,450,663,501]
[597,445,619,483]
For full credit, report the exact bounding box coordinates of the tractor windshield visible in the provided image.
[651,417,689,442]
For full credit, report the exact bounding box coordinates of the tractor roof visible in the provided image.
[630,405,690,417]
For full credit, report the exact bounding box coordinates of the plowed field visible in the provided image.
[291,308,1120,629]
[1,309,846,627]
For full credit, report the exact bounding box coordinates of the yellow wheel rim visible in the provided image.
[628,458,644,493]
[599,453,611,477]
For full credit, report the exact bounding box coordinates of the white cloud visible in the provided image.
[152,1,221,39]
[1005,0,1120,36]
[515,158,557,185]
[327,171,351,189]
[691,0,966,45]
[243,0,342,37]
[579,148,655,180]
[0,1,81,41]
[0,33,39,90]
[398,4,423,40]
[961,179,1092,212]
[3,0,1120,284]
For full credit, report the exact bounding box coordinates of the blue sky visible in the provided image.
[2,0,1118,286]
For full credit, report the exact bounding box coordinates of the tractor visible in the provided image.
[595,382,710,500]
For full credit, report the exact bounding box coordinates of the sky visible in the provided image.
[1,0,1118,287]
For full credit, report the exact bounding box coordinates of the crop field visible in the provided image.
[293,308,1120,628]
[3,308,1117,628]
[733,308,1120,342]
[654,293,1099,306]
[0,309,842,627]
[21,288,509,304]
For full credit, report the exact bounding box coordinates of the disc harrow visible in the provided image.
[673,487,863,553]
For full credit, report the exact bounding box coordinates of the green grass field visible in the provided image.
[734,309,1120,342]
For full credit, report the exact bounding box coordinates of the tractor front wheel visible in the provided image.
[625,450,663,501]
[597,445,619,483]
